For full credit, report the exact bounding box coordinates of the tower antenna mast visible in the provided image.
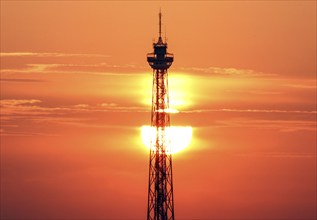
[158,9,163,43]
[146,10,175,220]
[159,9,162,39]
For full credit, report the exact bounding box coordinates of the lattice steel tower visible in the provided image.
[146,11,175,220]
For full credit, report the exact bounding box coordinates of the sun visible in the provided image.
[141,126,192,154]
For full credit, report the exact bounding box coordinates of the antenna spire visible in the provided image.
[158,9,162,43]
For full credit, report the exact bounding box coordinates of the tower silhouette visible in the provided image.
[146,10,175,220]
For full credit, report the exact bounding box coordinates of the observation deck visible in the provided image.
[147,39,174,70]
[147,10,173,71]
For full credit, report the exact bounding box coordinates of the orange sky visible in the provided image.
[1,1,316,220]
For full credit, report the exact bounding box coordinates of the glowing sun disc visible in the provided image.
[141,126,192,154]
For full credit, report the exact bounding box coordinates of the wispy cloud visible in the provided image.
[0,129,60,137]
[237,152,316,159]
[0,99,69,118]
[286,83,317,89]
[182,108,317,114]
[212,118,316,132]
[0,99,147,129]
[100,103,118,107]
[0,78,45,83]
[0,99,147,116]
[1,99,42,106]
[0,51,148,76]
[0,51,147,76]
[1,63,147,76]
[0,99,147,136]
[70,103,147,113]
[73,104,90,108]
[0,52,110,58]
[177,66,277,77]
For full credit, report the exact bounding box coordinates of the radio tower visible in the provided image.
[146,10,175,220]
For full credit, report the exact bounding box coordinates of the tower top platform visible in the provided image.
[147,10,174,70]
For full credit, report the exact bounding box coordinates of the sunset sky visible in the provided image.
[1,1,316,220]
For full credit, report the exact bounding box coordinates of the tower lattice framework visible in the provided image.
[146,11,175,220]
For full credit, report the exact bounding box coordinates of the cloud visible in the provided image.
[0,78,45,83]
[177,66,277,77]
[0,52,110,58]
[237,152,316,159]
[0,99,148,136]
[1,99,42,106]
[0,99,147,117]
[0,63,147,76]
[99,103,147,113]
[180,107,316,133]
[0,129,60,137]
[212,118,316,132]
[0,99,146,125]
[2,100,315,129]
[286,84,317,89]
[182,108,317,114]
[0,51,148,76]
[0,51,148,77]
[73,104,90,108]
[0,99,69,118]
[100,103,118,107]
